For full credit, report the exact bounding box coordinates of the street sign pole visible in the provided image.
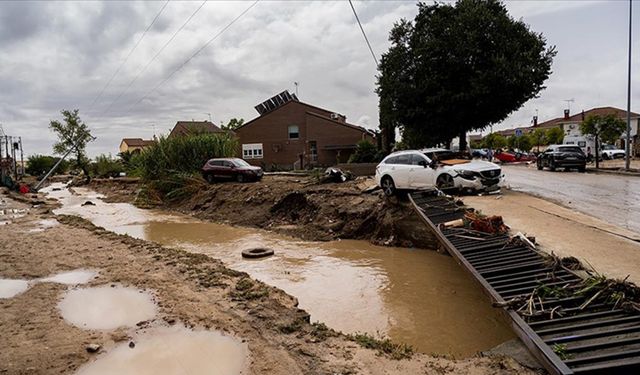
[625,0,632,171]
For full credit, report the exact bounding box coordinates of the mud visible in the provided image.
[86,176,437,248]
[0,190,534,375]
[58,286,157,330]
[75,325,247,375]
[48,184,514,357]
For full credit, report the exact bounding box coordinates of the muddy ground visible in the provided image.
[0,190,533,374]
[87,175,437,249]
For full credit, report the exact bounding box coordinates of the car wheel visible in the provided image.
[537,161,543,170]
[603,153,610,160]
[205,174,214,184]
[549,161,556,172]
[381,176,396,197]
[236,174,245,183]
[436,174,455,191]
[578,166,586,173]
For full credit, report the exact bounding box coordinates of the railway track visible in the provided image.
[408,190,640,375]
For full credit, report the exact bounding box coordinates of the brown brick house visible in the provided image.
[119,138,155,154]
[235,92,375,170]
[168,120,224,138]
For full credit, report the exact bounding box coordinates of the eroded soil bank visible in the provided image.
[0,191,533,374]
[87,175,437,249]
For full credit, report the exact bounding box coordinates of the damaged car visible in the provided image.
[374,148,504,196]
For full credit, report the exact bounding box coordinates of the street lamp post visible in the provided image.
[625,0,633,171]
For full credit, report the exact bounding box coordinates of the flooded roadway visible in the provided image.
[503,164,640,234]
[45,184,513,357]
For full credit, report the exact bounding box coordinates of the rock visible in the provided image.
[81,201,96,206]
[128,341,135,349]
[85,344,101,353]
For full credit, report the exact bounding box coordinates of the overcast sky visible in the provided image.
[0,0,638,157]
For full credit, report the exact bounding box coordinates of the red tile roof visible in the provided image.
[169,121,223,137]
[121,138,155,147]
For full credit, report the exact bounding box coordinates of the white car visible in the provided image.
[374,148,504,196]
[600,145,626,159]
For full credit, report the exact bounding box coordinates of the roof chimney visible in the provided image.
[563,109,570,120]
[533,115,538,126]
[581,110,585,121]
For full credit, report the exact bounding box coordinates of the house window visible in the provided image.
[288,125,299,139]
[309,141,318,162]
[242,143,263,159]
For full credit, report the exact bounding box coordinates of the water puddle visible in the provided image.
[75,325,247,375]
[0,279,30,298]
[29,218,59,232]
[58,285,157,330]
[41,269,97,285]
[47,185,514,356]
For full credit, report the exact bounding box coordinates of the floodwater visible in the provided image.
[75,325,247,375]
[45,183,513,356]
[503,164,640,234]
[40,269,97,285]
[29,218,59,232]
[0,279,29,298]
[58,285,157,330]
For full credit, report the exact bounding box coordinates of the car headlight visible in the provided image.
[454,169,476,180]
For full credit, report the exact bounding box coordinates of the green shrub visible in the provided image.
[348,140,383,163]
[137,133,238,180]
[26,155,70,176]
[90,154,124,178]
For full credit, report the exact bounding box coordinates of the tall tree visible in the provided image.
[49,109,94,181]
[377,0,556,151]
[220,118,245,131]
[580,114,626,168]
[531,129,547,151]
[545,127,564,145]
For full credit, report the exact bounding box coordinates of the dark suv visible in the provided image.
[537,145,586,172]
[202,158,263,183]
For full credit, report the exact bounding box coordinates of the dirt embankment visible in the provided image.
[88,176,437,249]
[0,192,532,375]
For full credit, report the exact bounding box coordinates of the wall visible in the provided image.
[236,101,375,170]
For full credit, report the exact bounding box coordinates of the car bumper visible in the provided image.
[555,160,586,167]
[454,174,505,192]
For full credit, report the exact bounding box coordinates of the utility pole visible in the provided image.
[294,82,299,97]
[625,0,633,171]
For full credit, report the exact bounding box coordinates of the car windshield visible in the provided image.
[558,146,583,153]
[602,145,616,150]
[423,150,459,161]
[232,159,251,167]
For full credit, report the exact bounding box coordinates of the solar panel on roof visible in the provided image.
[254,90,298,115]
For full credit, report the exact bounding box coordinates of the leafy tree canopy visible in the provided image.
[483,133,507,149]
[545,127,564,145]
[377,0,556,151]
[49,109,94,179]
[580,114,627,145]
[220,118,245,131]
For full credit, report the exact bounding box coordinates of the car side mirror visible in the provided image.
[418,160,428,168]
[429,161,438,169]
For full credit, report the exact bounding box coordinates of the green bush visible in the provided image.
[90,154,124,178]
[137,133,238,180]
[348,140,383,163]
[26,155,70,176]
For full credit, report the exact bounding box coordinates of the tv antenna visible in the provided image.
[294,82,299,97]
[204,113,212,122]
[563,98,575,112]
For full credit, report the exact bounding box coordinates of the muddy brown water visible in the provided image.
[45,184,514,357]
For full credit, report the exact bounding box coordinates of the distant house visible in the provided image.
[119,138,155,154]
[474,106,640,156]
[168,120,224,138]
[235,91,376,170]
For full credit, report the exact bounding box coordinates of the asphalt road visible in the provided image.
[502,164,640,235]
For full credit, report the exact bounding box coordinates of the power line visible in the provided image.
[99,0,208,117]
[348,0,378,67]
[125,0,260,113]
[88,0,170,111]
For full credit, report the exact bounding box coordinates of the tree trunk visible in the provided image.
[595,134,599,169]
[459,130,467,152]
